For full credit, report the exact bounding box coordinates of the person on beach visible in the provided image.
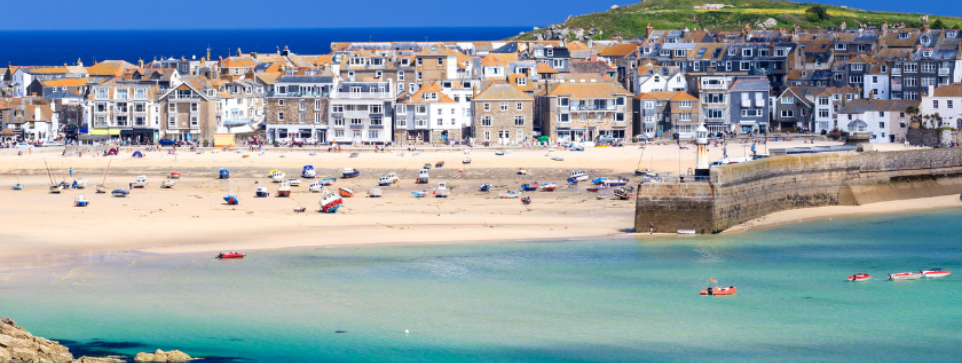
[649,221,654,234]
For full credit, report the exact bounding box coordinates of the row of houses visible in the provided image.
[2,23,962,144]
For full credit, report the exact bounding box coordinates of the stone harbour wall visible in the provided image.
[635,148,962,233]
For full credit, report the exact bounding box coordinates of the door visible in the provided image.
[498,131,509,145]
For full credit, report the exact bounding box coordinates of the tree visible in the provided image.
[906,106,922,128]
[805,5,830,21]
[932,19,946,29]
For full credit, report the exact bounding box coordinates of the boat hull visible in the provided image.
[888,273,923,280]
[700,287,736,296]
[277,191,291,197]
[255,192,270,197]
[74,201,89,207]
[342,171,360,178]
[12,184,23,190]
[848,274,872,282]
[922,271,952,278]
[223,196,239,205]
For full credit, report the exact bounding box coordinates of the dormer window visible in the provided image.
[759,49,769,57]
[881,65,888,73]
[546,49,554,57]
[948,31,958,38]
[674,50,685,57]
[920,35,930,45]
[742,48,753,57]
[776,49,786,57]
[643,47,651,53]
[835,43,846,51]
[923,51,933,57]
[517,77,527,86]
[898,33,910,39]
[660,50,670,57]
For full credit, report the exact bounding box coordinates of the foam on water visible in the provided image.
[1,209,961,362]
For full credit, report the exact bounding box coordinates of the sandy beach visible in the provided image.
[0,139,954,270]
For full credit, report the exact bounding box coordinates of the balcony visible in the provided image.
[891,68,902,75]
[740,99,751,108]
[612,121,627,127]
[414,123,429,130]
[349,124,365,130]
[701,83,727,90]
[190,124,200,130]
[939,68,950,76]
[570,105,619,111]
[339,92,392,99]
[93,122,109,129]
[892,83,902,92]
[343,110,370,118]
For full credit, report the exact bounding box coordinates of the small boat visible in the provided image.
[566,177,580,185]
[701,279,736,296]
[677,230,696,234]
[112,189,130,198]
[320,177,337,186]
[342,168,360,178]
[416,169,429,184]
[479,183,492,192]
[319,191,343,213]
[521,183,540,192]
[586,187,601,192]
[552,156,564,161]
[294,207,307,213]
[308,181,323,193]
[462,158,472,164]
[387,172,399,184]
[132,175,148,188]
[518,168,527,175]
[435,161,445,168]
[219,169,230,179]
[74,178,88,189]
[12,184,23,190]
[368,187,383,198]
[49,184,63,194]
[848,273,872,282]
[223,194,240,205]
[592,177,608,185]
[338,187,354,198]
[423,163,432,170]
[888,272,923,280]
[614,187,633,200]
[570,170,589,182]
[284,178,301,186]
[495,151,505,156]
[499,190,522,199]
[301,165,317,178]
[276,184,292,197]
[350,153,359,158]
[255,186,270,197]
[169,171,182,179]
[596,192,607,199]
[269,170,285,183]
[412,190,427,198]
[74,195,89,207]
[378,176,394,186]
[161,179,176,188]
[921,268,952,278]
[521,196,531,205]
[541,183,558,192]
[434,182,449,198]
[96,185,106,193]
[216,251,245,259]
[604,177,630,187]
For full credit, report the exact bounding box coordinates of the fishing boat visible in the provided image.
[434,182,449,198]
[521,183,540,192]
[540,183,558,192]
[596,191,607,199]
[216,251,245,259]
[499,190,522,199]
[614,186,634,200]
[416,169,429,184]
[423,163,432,170]
[921,268,952,278]
[888,272,923,280]
[570,170,589,182]
[168,171,182,179]
[161,179,176,188]
[132,175,148,188]
[308,181,323,193]
[349,152,359,158]
[412,190,427,198]
[338,187,354,198]
[847,273,872,282]
[74,194,89,207]
[386,172,399,184]
[377,176,394,186]
[74,178,88,189]
[604,177,630,187]
[521,196,531,205]
[294,207,306,213]
[368,187,383,198]
[223,194,240,205]
[49,184,63,194]
[700,279,736,296]
[591,177,608,185]
[435,161,445,168]
[342,168,360,178]
[255,186,270,197]
[462,157,472,164]
[319,191,343,213]
[269,170,285,183]
[320,177,337,186]
[495,151,505,156]
[276,184,292,197]
[111,189,130,198]
[566,177,580,185]
[586,186,601,192]
[479,183,492,192]
[219,169,230,179]
[284,178,301,186]
[677,230,697,234]
[301,165,316,178]
[518,168,527,175]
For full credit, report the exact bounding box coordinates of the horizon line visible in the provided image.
[0,26,534,32]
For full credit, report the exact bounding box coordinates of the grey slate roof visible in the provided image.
[729,77,770,91]
[276,75,334,84]
[837,99,920,114]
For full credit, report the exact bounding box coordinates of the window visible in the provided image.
[879,122,885,129]
[135,89,146,99]
[645,101,655,109]
[780,110,794,118]
[517,102,523,111]
[703,93,725,104]
[417,57,423,66]
[742,48,753,57]
[278,112,284,121]
[834,73,843,81]
[905,77,918,87]
[835,43,846,51]
[368,130,379,139]
[740,62,750,71]
[168,116,176,127]
[614,113,625,122]
[375,71,382,79]
[851,64,864,71]
[482,116,492,126]
[679,113,692,121]
[299,99,306,111]
[315,113,322,124]
[334,130,345,137]
[921,77,936,87]
[511,115,525,126]
[904,63,918,73]
[115,89,128,99]
[679,101,692,108]
[437,58,443,66]
[558,114,569,122]
[190,116,198,126]
[819,109,830,118]
[96,89,108,99]
[332,105,343,113]
[396,117,407,127]
[299,113,305,124]
[278,99,284,106]
[371,105,382,114]
[933,100,939,109]
[500,103,508,111]
[872,76,878,84]
[776,49,786,57]
[552,59,563,68]
[849,76,863,84]
[741,109,762,117]
[484,131,491,141]
[350,118,362,125]
[334,118,345,126]
[781,96,795,104]
[675,50,686,58]
[417,105,427,114]
[949,101,954,109]
[705,109,723,119]
[483,103,490,111]
[436,117,443,126]
[558,97,569,107]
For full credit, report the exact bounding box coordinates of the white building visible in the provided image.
[329,80,394,145]
[837,98,919,143]
[919,84,962,129]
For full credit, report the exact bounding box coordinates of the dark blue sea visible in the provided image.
[0,27,527,66]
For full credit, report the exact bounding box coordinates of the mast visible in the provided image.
[101,158,113,187]
[43,159,55,186]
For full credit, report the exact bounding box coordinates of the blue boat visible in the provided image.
[377,176,394,186]
[592,177,608,185]
[12,184,23,190]
[223,194,239,205]
[301,165,316,178]
[412,190,427,198]
[479,183,492,192]
[566,177,579,185]
[74,195,89,207]
[521,183,540,192]
[342,168,360,178]
[255,186,270,197]
[219,169,230,179]
[111,189,130,198]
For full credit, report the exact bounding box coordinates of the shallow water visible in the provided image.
[2,210,961,362]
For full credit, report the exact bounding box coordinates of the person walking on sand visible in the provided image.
[649,221,654,234]
[69,167,73,177]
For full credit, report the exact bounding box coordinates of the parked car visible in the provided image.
[158,139,177,146]
[596,136,619,144]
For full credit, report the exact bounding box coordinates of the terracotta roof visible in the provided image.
[417,43,457,56]
[40,78,90,87]
[634,91,697,101]
[536,62,559,74]
[600,44,638,57]
[401,82,456,104]
[221,57,258,68]
[26,67,68,75]
[86,60,136,77]
[481,53,517,66]
[474,83,533,100]
[933,84,962,97]
[547,81,631,98]
[566,41,590,51]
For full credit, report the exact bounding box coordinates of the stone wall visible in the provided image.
[635,148,962,233]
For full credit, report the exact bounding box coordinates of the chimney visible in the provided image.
[645,24,654,39]
[792,23,799,36]
[922,22,930,32]
[207,47,211,61]
[590,52,597,61]
[928,84,935,97]
[77,58,83,67]
[139,58,144,68]
[840,21,847,31]
[742,23,750,39]
[881,22,888,32]
[237,48,242,57]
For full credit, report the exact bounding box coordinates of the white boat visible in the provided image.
[49,184,63,194]
[677,230,696,234]
[921,268,952,278]
[74,194,89,207]
[161,179,176,188]
[269,170,285,183]
[319,191,343,213]
[888,272,923,280]
[368,187,383,198]
[552,156,565,161]
[276,184,292,197]
[499,190,523,199]
[416,169,429,184]
[284,178,301,186]
[255,186,270,197]
[570,170,589,182]
[74,178,88,189]
[308,181,323,193]
[377,176,394,186]
[435,182,449,198]
[132,175,148,188]
[386,172,399,184]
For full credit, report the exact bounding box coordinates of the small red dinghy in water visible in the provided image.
[217,251,245,259]
[700,278,736,296]
[848,273,871,282]
[921,268,951,278]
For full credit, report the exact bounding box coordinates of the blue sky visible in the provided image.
[2,0,959,30]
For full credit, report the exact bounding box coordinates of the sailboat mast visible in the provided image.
[102,158,113,186]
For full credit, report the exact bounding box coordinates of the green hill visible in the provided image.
[510,0,962,41]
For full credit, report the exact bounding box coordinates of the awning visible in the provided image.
[89,129,121,136]
[739,121,757,126]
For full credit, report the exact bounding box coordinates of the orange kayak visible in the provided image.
[700,286,736,296]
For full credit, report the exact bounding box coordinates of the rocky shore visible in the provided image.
[0,318,189,363]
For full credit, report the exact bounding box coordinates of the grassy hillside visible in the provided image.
[510,0,962,41]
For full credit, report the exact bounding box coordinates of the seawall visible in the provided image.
[635,148,962,234]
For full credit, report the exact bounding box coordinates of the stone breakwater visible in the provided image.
[635,148,962,233]
[0,317,123,363]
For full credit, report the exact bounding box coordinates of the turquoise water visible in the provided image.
[2,210,961,362]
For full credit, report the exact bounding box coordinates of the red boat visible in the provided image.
[921,268,951,278]
[847,273,871,282]
[216,251,245,259]
[168,171,182,179]
[700,278,736,296]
